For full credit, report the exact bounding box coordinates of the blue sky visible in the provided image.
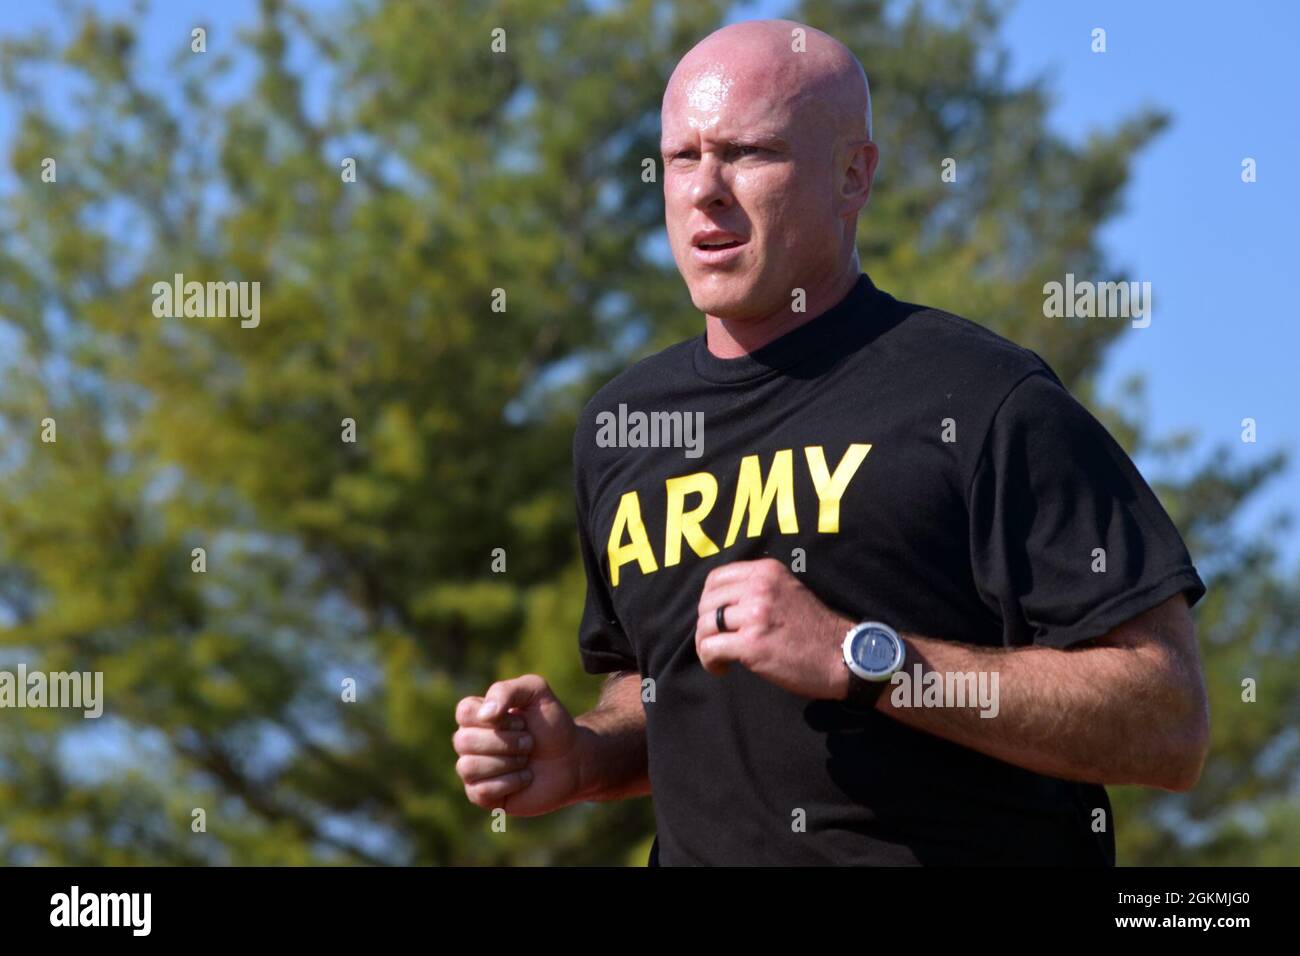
[1,0,1296,570]
[995,0,1299,573]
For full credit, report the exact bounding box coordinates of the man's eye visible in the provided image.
[732,145,763,157]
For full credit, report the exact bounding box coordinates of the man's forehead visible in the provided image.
[661,67,797,142]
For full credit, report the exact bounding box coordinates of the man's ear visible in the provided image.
[840,138,878,215]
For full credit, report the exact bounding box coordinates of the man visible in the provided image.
[453,19,1209,865]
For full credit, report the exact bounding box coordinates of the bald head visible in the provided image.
[660,19,879,335]
[665,20,872,144]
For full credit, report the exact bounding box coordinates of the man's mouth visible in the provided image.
[691,229,748,250]
[691,231,749,264]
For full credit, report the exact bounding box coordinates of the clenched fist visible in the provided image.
[452,674,583,817]
[695,557,855,700]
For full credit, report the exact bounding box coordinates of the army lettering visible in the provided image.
[606,444,871,586]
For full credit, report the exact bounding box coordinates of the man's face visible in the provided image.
[661,63,842,321]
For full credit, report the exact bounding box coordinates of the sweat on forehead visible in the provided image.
[662,19,871,141]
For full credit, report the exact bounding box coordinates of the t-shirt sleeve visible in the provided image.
[573,428,640,675]
[967,370,1206,649]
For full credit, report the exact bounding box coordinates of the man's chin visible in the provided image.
[687,276,761,320]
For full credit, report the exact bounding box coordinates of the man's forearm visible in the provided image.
[571,670,651,804]
[873,617,1208,790]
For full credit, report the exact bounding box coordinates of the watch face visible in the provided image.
[851,626,900,678]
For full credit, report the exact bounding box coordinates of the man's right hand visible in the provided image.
[453,674,584,817]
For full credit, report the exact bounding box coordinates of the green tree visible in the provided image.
[0,0,1294,865]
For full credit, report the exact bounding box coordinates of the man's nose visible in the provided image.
[688,155,732,210]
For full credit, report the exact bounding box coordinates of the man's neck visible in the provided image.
[703,268,861,359]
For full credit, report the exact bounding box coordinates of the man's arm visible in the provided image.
[694,559,1211,793]
[872,593,1211,791]
[572,669,652,803]
[453,670,649,817]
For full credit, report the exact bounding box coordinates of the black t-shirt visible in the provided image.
[571,271,1206,865]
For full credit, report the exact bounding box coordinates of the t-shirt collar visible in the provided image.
[690,271,881,384]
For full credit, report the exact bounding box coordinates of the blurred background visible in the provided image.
[0,0,1296,865]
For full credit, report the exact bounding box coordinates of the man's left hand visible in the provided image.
[695,557,854,701]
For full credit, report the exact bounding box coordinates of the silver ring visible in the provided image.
[716,604,732,632]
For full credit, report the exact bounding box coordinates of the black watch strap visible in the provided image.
[843,671,889,712]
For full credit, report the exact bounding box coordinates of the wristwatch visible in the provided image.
[841,620,906,712]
